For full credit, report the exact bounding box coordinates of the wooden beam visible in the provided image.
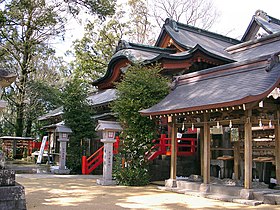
[244,109,252,189]
[203,113,210,184]
[233,141,240,180]
[200,128,204,177]
[275,109,280,185]
[170,116,177,180]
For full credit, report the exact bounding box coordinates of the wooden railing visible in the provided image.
[82,133,197,174]
[82,136,120,175]
[147,133,198,161]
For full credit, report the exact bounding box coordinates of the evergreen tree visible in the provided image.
[112,63,169,185]
[62,77,95,174]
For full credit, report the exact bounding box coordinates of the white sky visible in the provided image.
[212,0,280,39]
[55,0,280,59]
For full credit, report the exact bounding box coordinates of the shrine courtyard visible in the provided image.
[16,174,279,210]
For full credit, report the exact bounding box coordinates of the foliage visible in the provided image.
[0,48,66,136]
[0,0,66,136]
[69,10,131,84]
[65,0,116,19]
[62,77,96,174]
[0,0,116,137]
[112,63,169,185]
[113,155,150,186]
[127,0,155,45]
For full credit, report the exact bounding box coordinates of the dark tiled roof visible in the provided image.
[228,32,280,62]
[38,106,63,121]
[156,18,240,50]
[92,41,175,86]
[242,10,280,41]
[140,54,280,116]
[87,89,117,107]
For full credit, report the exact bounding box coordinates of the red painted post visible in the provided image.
[114,136,120,154]
[82,156,87,175]
[160,134,166,153]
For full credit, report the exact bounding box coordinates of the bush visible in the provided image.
[113,155,150,186]
[112,63,169,185]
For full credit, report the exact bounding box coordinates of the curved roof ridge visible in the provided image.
[164,18,241,45]
[176,52,278,82]
[116,40,176,54]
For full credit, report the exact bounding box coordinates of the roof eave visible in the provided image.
[140,81,280,117]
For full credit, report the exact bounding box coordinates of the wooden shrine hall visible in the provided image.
[140,11,280,189]
[86,9,280,188]
[140,53,280,189]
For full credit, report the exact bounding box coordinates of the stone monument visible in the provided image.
[50,123,72,174]
[96,120,122,186]
[0,69,26,209]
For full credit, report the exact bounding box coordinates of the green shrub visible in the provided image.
[112,63,169,185]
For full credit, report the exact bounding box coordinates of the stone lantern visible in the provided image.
[96,120,122,185]
[52,124,72,174]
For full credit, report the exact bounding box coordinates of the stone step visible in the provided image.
[176,180,201,191]
[253,189,280,202]
[233,199,263,206]
[205,194,240,202]
[263,193,280,205]
[209,184,242,197]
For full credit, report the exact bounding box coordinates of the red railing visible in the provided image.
[82,146,104,175]
[32,141,49,151]
[147,132,197,161]
[82,136,120,175]
[82,132,197,174]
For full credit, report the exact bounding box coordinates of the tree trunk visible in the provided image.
[15,103,24,137]
[25,118,32,137]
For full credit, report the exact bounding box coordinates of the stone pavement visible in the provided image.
[16,174,280,210]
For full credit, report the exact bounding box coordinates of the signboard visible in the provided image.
[230,128,239,142]
[37,136,48,164]
[210,126,223,134]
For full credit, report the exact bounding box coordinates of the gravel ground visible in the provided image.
[16,174,280,210]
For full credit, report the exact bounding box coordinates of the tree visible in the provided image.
[0,0,66,136]
[0,0,116,137]
[112,63,169,185]
[62,77,96,174]
[70,10,131,84]
[65,0,116,19]
[152,0,219,30]
[127,0,155,45]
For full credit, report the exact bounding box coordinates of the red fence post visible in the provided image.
[114,136,120,154]
[82,156,87,175]
[160,134,166,153]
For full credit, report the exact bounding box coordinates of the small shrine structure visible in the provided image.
[139,10,280,191]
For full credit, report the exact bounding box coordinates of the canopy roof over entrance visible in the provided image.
[140,53,280,116]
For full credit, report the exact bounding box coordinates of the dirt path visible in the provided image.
[16,174,280,210]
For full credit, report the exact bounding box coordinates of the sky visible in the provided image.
[211,0,280,39]
[55,0,280,59]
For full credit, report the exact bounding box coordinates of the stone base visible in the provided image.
[53,169,70,175]
[0,169,15,186]
[200,183,210,193]
[96,178,116,186]
[0,182,26,210]
[240,189,254,200]
[165,179,177,188]
[50,166,70,174]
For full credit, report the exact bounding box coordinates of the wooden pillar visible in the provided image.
[244,109,252,189]
[200,128,204,177]
[233,141,240,180]
[203,113,210,184]
[275,110,280,184]
[170,116,177,180]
